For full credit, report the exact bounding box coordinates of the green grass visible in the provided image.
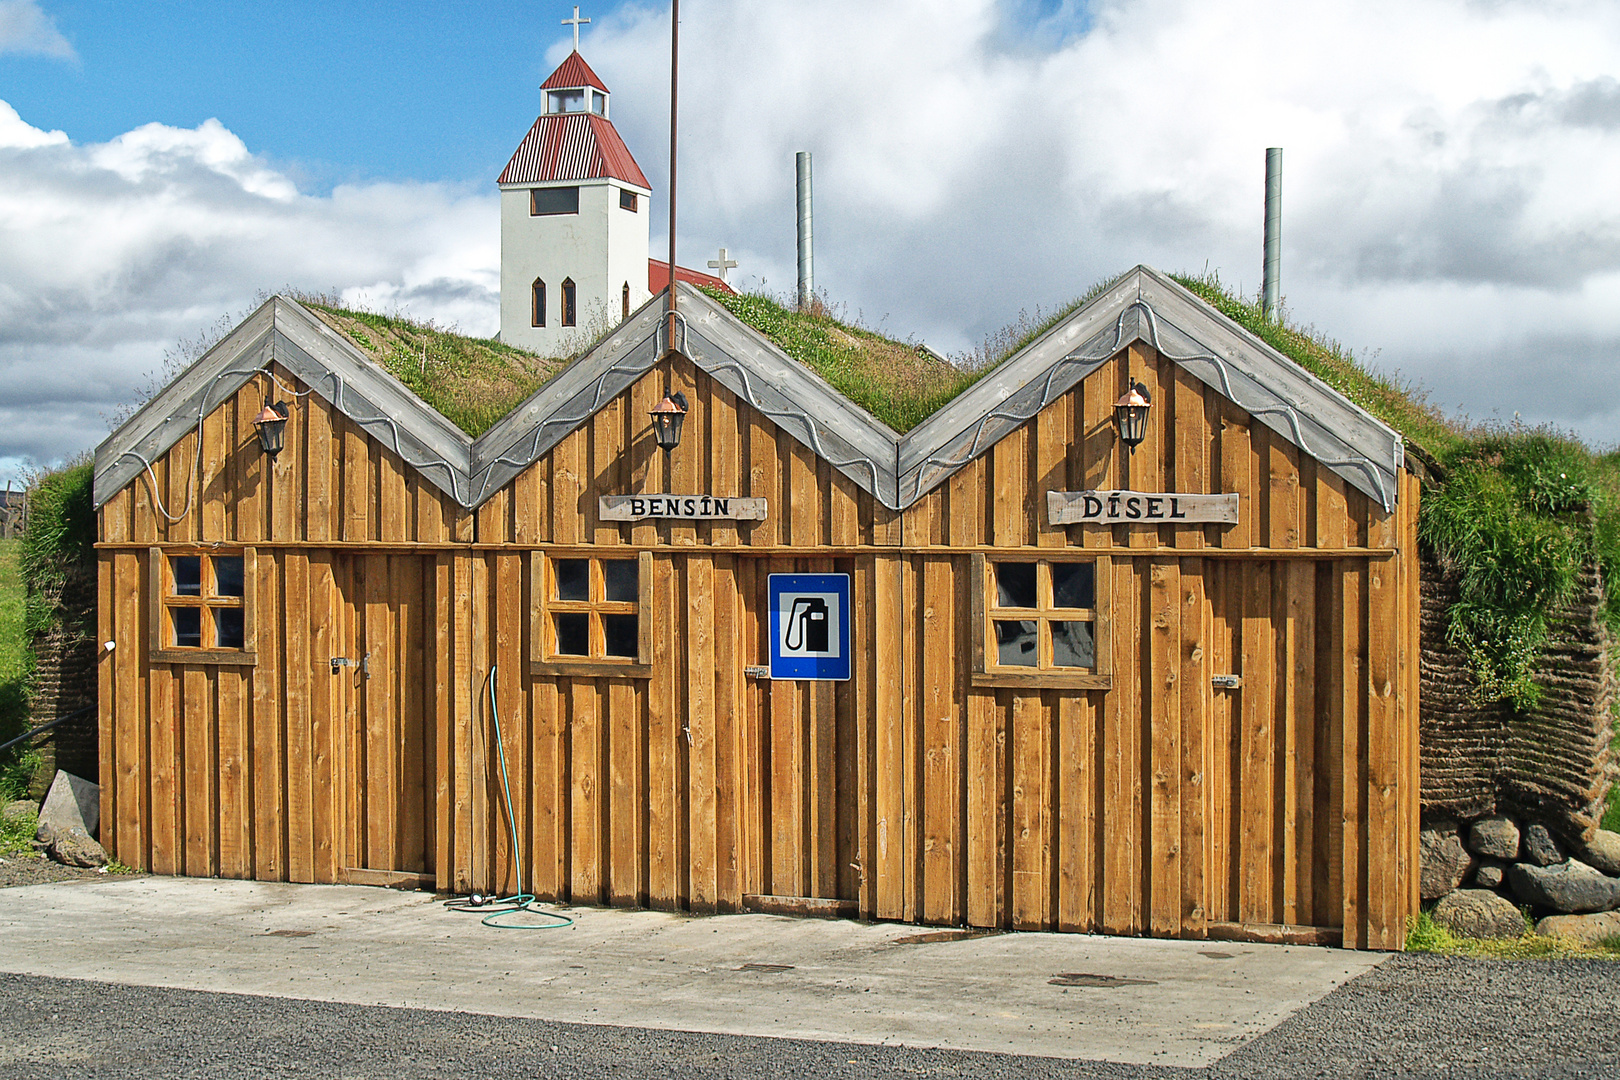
[0,537,33,803]
[0,804,36,856]
[1405,909,1620,959]
[301,302,570,438]
[700,289,982,434]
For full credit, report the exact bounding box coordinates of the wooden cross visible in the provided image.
[707,247,738,284]
[562,5,590,52]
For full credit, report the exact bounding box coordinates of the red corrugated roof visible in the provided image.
[498,113,650,188]
[541,51,609,92]
[649,259,736,295]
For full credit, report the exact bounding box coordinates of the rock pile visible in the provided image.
[1423,814,1620,943]
[32,770,106,868]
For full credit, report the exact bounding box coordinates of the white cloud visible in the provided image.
[0,0,75,60]
[8,0,1620,485]
[0,101,498,481]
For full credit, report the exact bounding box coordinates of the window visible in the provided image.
[561,278,577,326]
[547,89,587,113]
[531,186,579,216]
[149,548,257,665]
[532,278,546,327]
[620,189,638,212]
[622,281,630,320]
[530,550,652,677]
[970,553,1110,688]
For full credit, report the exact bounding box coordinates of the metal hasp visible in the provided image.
[796,151,813,308]
[330,652,371,678]
[1262,147,1282,320]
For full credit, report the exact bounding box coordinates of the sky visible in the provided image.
[3,0,1620,486]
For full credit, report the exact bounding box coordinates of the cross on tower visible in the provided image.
[707,247,738,284]
[562,5,590,52]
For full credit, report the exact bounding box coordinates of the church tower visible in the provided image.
[499,39,652,355]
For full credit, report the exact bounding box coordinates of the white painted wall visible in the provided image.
[500,177,650,356]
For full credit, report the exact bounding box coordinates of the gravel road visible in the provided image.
[0,954,1614,1079]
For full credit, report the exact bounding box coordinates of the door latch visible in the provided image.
[330,652,371,678]
[1211,674,1242,689]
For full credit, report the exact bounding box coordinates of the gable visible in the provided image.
[95,267,1404,515]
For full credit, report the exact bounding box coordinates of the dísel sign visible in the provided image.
[767,573,851,681]
[1047,490,1239,525]
[599,495,768,521]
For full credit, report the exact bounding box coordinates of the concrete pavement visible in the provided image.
[0,878,1385,1067]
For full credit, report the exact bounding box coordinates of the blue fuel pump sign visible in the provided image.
[767,574,851,681]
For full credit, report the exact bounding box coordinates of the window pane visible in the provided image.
[554,613,589,655]
[1051,621,1095,668]
[531,186,580,215]
[213,555,244,598]
[171,607,202,647]
[555,559,589,601]
[215,608,245,650]
[1051,562,1094,609]
[994,562,1037,609]
[994,620,1038,666]
[602,559,637,603]
[603,614,638,657]
[171,556,201,596]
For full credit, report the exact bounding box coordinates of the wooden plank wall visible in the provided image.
[98,350,1419,949]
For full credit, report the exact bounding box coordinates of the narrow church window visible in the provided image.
[150,547,256,665]
[531,186,579,216]
[622,282,630,320]
[531,550,653,677]
[532,279,546,327]
[620,189,638,212]
[562,278,577,326]
[970,554,1110,688]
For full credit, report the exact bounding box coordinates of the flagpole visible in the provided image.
[666,0,679,352]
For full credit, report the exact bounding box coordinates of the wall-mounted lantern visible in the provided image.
[1114,381,1152,455]
[650,390,689,454]
[253,401,291,459]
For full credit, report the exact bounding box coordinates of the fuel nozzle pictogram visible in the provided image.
[784,596,829,653]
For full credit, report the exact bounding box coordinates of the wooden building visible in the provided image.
[93,266,1420,949]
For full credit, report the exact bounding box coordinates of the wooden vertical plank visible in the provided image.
[669,362,699,548]
[98,557,116,861]
[216,667,248,878]
[1104,555,1142,933]
[647,552,680,906]
[1288,558,1317,927]
[713,555,744,909]
[788,441,819,548]
[489,554,524,892]
[113,553,146,869]
[1148,559,1181,936]
[181,665,214,876]
[745,409,779,549]
[148,657,179,875]
[1010,691,1048,929]
[608,677,641,905]
[1179,561,1209,936]
[768,560,803,897]
[1340,561,1366,949]
[569,677,603,903]
[591,396,623,546]
[284,552,314,882]
[1220,404,1253,550]
[252,551,284,880]
[1173,367,1210,551]
[379,449,408,544]
[1316,476,1349,928]
[1081,357,1117,550]
[1125,343,1162,549]
[808,558,838,898]
[1035,389,1069,549]
[921,557,960,923]
[1238,562,1275,924]
[1366,548,1400,949]
[200,403,228,543]
[307,555,339,882]
[873,553,906,920]
[992,428,1028,549]
[1056,690,1097,932]
[303,393,334,544]
[710,383,742,549]
[687,554,718,910]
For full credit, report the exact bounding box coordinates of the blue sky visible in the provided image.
[4,0,1620,485]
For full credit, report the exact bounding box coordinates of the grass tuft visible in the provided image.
[1405,910,1620,959]
[0,805,36,856]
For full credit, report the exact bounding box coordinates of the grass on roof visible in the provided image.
[301,301,568,438]
[699,288,981,434]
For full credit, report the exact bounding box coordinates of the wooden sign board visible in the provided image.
[1047,490,1239,525]
[599,494,768,521]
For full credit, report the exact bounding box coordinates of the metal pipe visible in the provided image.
[795,151,813,310]
[666,0,680,349]
[1262,147,1282,320]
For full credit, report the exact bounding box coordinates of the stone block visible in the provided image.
[1580,829,1620,877]
[35,770,98,845]
[1433,888,1526,939]
[1467,815,1521,861]
[1508,859,1620,914]
[1421,821,1477,900]
[1536,911,1620,946]
[49,827,106,868]
[1473,861,1505,890]
[1523,824,1565,867]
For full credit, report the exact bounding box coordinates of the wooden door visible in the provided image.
[333,553,435,883]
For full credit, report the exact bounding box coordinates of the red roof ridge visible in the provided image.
[649,259,736,295]
[541,51,609,93]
